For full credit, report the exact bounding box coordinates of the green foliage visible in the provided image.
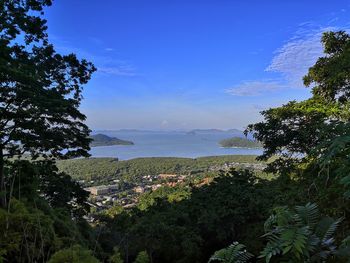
[4,160,89,217]
[137,185,191,210]
[134,251,150,263]
[99,169,275,263]
[237,31,350,263]
[242,33,350,261]
[48,245,100,263]
[109,247,124,263]
[0,198,57,262]
[208,242,254,263]
[0,0,95,160]
[56,158,120,182]
[56,155,261,183]
[0,188,95,262]
[246,31,350,175]
[304,31,350,103]
[210,203,350,263]
[259,203,343,262]
[0,3,98,262]
[0,0,95,206]
[245,97,348,174]
[316,130,350,198]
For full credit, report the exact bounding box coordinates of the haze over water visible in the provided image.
[89,130,263,160]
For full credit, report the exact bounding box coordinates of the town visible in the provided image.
[81,161,267,213]
[83,173,187,212]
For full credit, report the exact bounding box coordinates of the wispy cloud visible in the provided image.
[98,65,137,76]
[265,24,333,87]
[105,48,114,52]
[227,22,349,97]
[253,104,267,110]
[88,36,103,46]
[161,120,169,127]
[225,80,286,96]
[53,38,138,77]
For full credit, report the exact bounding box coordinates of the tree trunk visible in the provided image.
[0,147,5,208]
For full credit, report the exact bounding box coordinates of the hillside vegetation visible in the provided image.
[90,134,134,147]
[56,155,263,183]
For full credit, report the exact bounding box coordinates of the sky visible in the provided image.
[45,0,350,130]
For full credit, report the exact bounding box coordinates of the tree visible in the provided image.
[246,31,350,177]
[48,245,100,263]
[0,0,96,207]
[134,251,150,263]
[4,160,89,217]
[208,31,350,263]
[103,169,275,263]
[209,203,350,263]
[303,31,350,103]
[0,199,58,262]
[109,247,124,263]
[318,130,350,198]
[259,203,343,262]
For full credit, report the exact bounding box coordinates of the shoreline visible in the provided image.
[79,154,260,162]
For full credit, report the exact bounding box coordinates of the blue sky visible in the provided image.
[45,0,350,130]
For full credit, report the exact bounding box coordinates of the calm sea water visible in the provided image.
[89,130,263,160]
[90,131,262,160]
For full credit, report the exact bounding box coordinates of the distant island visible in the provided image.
[90,134,134,147]
[219,137,262,148]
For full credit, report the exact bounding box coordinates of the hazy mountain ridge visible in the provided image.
[93,128,244,134]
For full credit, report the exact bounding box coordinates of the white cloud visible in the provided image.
[227,23,350,97]
[265,26,332,87]
[265,24,350,87]
[225,80,286,96]
[98,65,137,76]
[52,36,138,77]
[88,37,103,45]
[161,120,169,127]
[253,104,266,110]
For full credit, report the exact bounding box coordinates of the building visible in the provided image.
[84,184,120,196]
[158,174,177,179]
[152,184,162,191]
[85,185,109,195]
[109,184,119,192]
[134,186,145,193]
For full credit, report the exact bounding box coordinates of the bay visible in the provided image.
[89,130,263,160]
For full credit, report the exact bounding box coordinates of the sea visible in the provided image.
[89,130,263,160]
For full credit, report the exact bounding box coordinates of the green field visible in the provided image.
[56,155,262,184]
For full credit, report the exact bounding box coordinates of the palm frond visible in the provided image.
[209,242,254,263]
[295,203,319,228]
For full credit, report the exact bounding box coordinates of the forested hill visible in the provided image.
[219,137,262,148]
[90,134,134,147]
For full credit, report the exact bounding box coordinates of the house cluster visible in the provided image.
[209,162,267,171]
[84,184,119,195]
[132,173,187,194]
[83,173,188,211]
